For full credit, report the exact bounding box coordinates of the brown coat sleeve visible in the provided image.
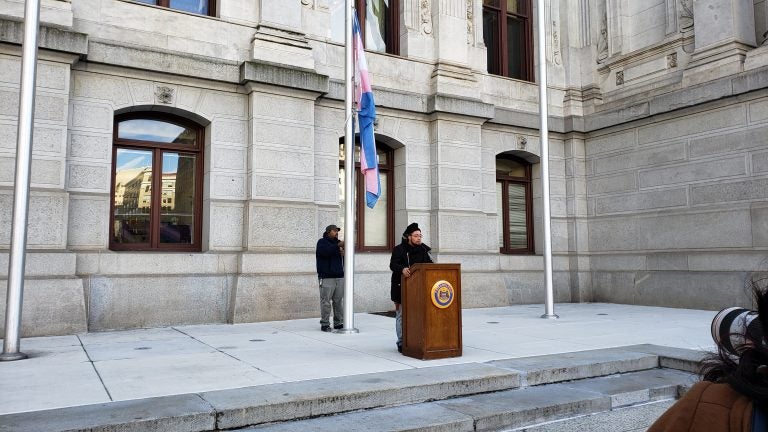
[647,381,753,432]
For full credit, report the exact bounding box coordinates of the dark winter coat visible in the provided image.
[389,239,433,304]
[316,233,344,279]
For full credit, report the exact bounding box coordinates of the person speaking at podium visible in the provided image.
[389,222,433,353]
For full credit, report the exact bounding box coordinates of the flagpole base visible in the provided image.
[334,328,359,334]
[540,314,559,320]
[0,351,28,361]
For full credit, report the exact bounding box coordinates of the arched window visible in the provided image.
[339,139,394,251]
[110,113,204,251]
[132,0,216,16]
[496,154,534,254]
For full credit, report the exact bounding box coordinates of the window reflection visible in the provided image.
[118,119,196,145]
[159,152,196,244]
[169,0,208,14]
[113,149,153,244]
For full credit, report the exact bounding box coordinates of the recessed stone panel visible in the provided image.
[637,210,752,249]
[211,146,247,171]
[252,175,313,201]
[0,278,86,337]
[73,73,130,106]
[753,151,768,173]
[638,156,746,188]
[71,102,113,131]
[593,143,686,175]
[749,98,768,124]
[201,92,247,118]
[436,144,481,166]
[690,125,768,157]
[177,86,203,112]
[37,62,69,91]
[127,79,153,104]
[595,188,688,214]
[0,89,18,117]
[67,163,110,191]
[752,206,768,247]
[252,93,313,122]
[586,130,636,156]
[0,122,17,150]
[69,132,111,160]
[32,126,66,154]
[0,157,63,186]
[646,253,689,271]
[233,274,319,323]
[637,106,745,145]
[314,181,337,204]
[248,203,315,248]
[0,56,20,84]
[211,173,246,199]
[691,178,768,204]
[88,275,230,331]
[209,203,244,249]
[0,191,67,248]
[253,148,312,173]
[438,188,482,210]
[212,119,248,145]
[67,195,109,248]
[436,122,481,144]
[253,122,313,149]
[588,218,638,252]
[587,173,637,195]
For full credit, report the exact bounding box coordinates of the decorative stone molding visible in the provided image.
[615,70,624,85]
[679,0,693,31]
[154,86,175,105]
[552,21,562,66]
[517,136,527,150]
[467,0,474,44]
[421,0,433,34]
[667,52,678,68]
[596,13,608,64]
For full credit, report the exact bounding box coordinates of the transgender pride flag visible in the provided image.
[353,13,380,209]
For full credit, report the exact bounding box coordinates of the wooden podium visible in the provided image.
[402,263,462,360]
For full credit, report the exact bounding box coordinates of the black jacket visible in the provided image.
[316,234,344,279]
[389,239,433,304]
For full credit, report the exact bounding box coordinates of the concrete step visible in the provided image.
[0,345,704,432]
[238,368,694,432]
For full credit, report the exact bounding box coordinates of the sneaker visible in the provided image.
[333,324,343,330]
[321,325,331,332]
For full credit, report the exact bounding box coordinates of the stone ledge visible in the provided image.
[87,39,240,83]
[0,17,87,55]
[241,61,328,95]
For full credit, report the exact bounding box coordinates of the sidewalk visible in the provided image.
[0,303,717,416]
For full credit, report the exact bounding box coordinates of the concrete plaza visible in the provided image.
[0,303,717,416]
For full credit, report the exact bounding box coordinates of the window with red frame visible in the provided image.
[496,155,534,254]
[338,139,394,251]
[132,0,215,16]
[110,114,204,252]
[482,0,534,81]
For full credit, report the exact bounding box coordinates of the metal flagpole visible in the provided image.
[339,0,359,334]
[1,0,42,361]
[536,0,558,320]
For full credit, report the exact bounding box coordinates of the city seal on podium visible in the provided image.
[431,280,454,309]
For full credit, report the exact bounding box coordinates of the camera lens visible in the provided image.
[711,307,763,356]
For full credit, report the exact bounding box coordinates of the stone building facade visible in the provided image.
[0,0,767,336]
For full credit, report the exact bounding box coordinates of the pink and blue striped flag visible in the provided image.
[353,13,380,209]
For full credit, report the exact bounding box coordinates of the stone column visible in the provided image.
[684,0,756,84]
[253,0,315,70]
[430,0,479,99]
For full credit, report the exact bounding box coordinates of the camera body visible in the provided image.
[711,306,764,357]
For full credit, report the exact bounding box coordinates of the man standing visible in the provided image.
[389,222,433,352]
[316,224,344,332]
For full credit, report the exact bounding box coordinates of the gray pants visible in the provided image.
[319,278,344,327]
[395,304,402,347]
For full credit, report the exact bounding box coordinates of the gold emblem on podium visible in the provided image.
[431,280,454,309]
